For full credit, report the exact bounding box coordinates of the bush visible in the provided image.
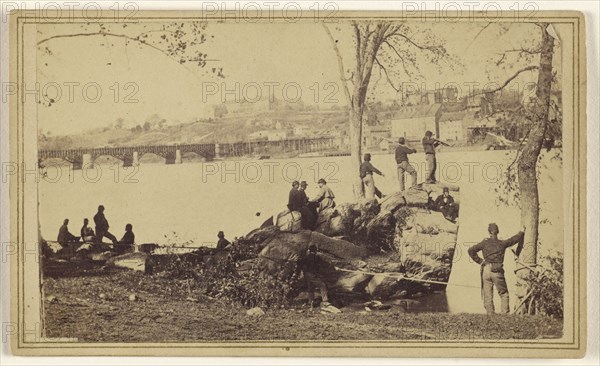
[154,240,302,309]
[520,252,563,318]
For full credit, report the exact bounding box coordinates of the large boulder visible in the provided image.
[105,252,151,273]
[408,208,459,234]
[330,271,373,293]
[379,190,430,213]
[275,210,302,232]
[366,274,404,299]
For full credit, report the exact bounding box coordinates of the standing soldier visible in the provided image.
[422,130,440,183]
[468,223,525,315]
[93,205,118,245]
[359,153,385,200]
[395,137,418,191]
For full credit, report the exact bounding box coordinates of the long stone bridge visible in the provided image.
[38,137,337,169]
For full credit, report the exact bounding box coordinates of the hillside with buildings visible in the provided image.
[39,87,560,154]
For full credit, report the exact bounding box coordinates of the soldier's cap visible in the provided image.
[398,137,406,144]
[443,187,449,193]
[300,181,308,186]
[318,178,327,184]
[292,180,299,186]
[364,153,371,161]
[308,244,318,252]
[488,223,499,234]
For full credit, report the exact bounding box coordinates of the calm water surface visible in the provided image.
[39,150,563,313]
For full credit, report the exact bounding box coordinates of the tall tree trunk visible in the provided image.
[515,24,555,314]
[349,108,364,198]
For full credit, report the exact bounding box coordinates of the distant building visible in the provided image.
[363,125,391,148]
[293,124,310,136]
[248,130,287,141]
[389,103,442,140]
[439,111,468,141]
[402,89,442,106]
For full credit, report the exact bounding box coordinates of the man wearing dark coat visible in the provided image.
[432,187,459,222]
[93,205,118,245]
[118,223,135,245]
[216,231,230,250]
[468,223,525,315]
[287,181,303,212]
[57,218,80,246]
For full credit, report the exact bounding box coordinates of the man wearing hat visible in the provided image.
[422,130,439,183]
[311,178,336,213]
[395,137,418,191]
[432,187,458,222]
[287,181,303,212]
[359,153,385,200]
[298,181,318,229]
[468,224,525,315]
[216,230,230,250]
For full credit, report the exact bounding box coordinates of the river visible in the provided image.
[39,149,563,313]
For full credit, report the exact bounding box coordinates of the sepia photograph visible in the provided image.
[4,3,589,359]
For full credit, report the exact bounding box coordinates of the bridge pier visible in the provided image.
[71,156,84,170]
[122,154,134,167]
[175,149,182,164]
[132,151,139,166]
[82,153,93,169]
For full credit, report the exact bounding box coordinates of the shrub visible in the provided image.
[519,252,563,318]
[154,239,301,309]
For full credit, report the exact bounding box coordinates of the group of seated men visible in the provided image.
[287,179,336,230]
[57,205,135,248]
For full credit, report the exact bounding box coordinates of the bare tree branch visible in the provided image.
[465,23,491,50]
[469,65,539,97]
[322,23,353,108]
[374,57,401,92]
[387,31,441,51]
[380,40,415,81]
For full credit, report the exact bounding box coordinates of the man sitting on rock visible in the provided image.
[299,181,318,230]
[80,218,95,243]
[431,187,459,222]
[287,181,303,212]
[297,244,339,312]
[57,218,80,246]
[311,178,336,213]
[216,230,230,250]
[118,224,135,245]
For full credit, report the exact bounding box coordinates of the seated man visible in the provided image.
[57,219,80,246]
[80,218,95,243]
[299,181,318,230]
[311,178,336,213]
[216,231,230,250]
[432,187,459,222]
[118,224,135,245]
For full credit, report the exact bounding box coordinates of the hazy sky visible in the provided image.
[35,20,558,135]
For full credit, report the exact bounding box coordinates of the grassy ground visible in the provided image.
[42,261,562,342]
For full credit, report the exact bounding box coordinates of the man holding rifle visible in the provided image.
[422,130,452,183]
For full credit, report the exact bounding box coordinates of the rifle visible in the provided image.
[432,138,454,147]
